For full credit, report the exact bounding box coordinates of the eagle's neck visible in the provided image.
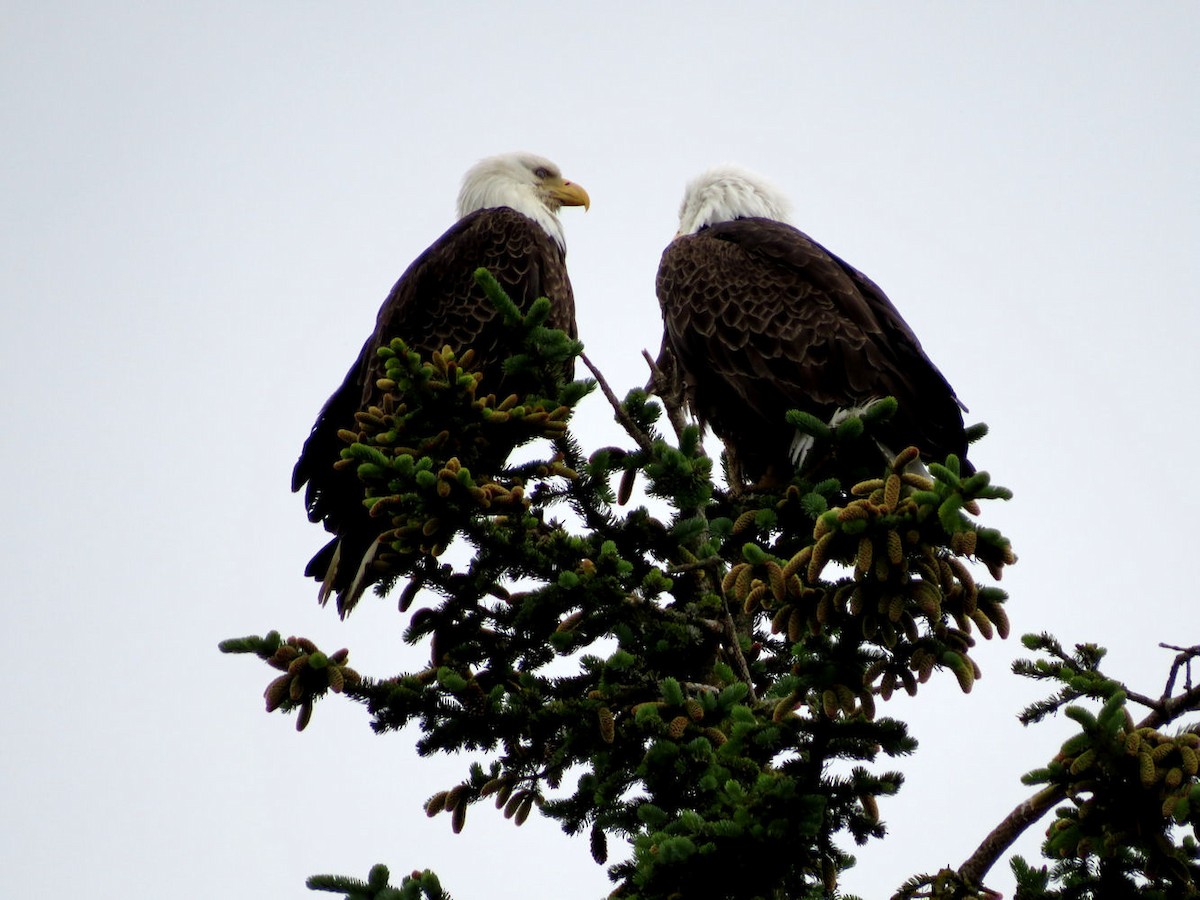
[457,182,566,252]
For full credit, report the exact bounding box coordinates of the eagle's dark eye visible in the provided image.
[533,166,552,179]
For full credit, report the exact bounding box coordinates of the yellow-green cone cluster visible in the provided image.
[721,446,1014,719]
[262,636,360,731]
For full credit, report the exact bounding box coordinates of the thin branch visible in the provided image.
[1115,645,1200,729]
[639,596,725,637]
[721,599,757,704]
[1160,642,1199,701]
[580,351,653,452]
[641,348,691,444]
[1125,690,1163,712]
[666,556,724,575]
[1141,682,1200,730]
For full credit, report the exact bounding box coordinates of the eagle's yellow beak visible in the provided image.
[546,178,590,211]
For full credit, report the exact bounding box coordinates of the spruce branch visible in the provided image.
[955,641,1200,893]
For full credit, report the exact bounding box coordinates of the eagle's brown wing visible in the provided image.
[656,217,965,482]
[293,206,575,614]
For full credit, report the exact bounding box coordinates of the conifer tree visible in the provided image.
[223,272,1200,899]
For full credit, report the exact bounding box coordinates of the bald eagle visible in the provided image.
[293,152,589,615]
[655,165,967,488]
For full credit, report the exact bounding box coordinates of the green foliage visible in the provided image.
[224,272,1030,898]
[327,335,582,596]
[1013,635,1119,726]
[308,865,451,900]
[1009,638,1200,898]
[893,867,1001,900]
[220,631,359,731]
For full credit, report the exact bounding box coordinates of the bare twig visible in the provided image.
[666,556,724,575]
[641,348,691,444]
[1142,682,1200,730]
[1160,642,1199,701]
[579,351,654,452]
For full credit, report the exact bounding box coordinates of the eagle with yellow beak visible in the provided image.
[292,152,589,615]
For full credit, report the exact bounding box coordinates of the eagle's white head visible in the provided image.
[676,165,792,236]
[457,152,590,251]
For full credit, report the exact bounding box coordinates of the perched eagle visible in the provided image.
[655,165,967,488]
[293,152,589,615]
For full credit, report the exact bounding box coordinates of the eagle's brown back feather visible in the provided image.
[656,217,965,484]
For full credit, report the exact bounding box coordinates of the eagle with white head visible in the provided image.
[655,165,967,488]
[293,152,589,615]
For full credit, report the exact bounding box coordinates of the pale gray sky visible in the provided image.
[3,3,1198,898]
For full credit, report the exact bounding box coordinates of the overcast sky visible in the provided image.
[4,3,1198,898]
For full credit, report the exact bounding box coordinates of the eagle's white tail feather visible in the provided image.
[318,541,342,606]
[788,431,816,470]
[342,538,382,614]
